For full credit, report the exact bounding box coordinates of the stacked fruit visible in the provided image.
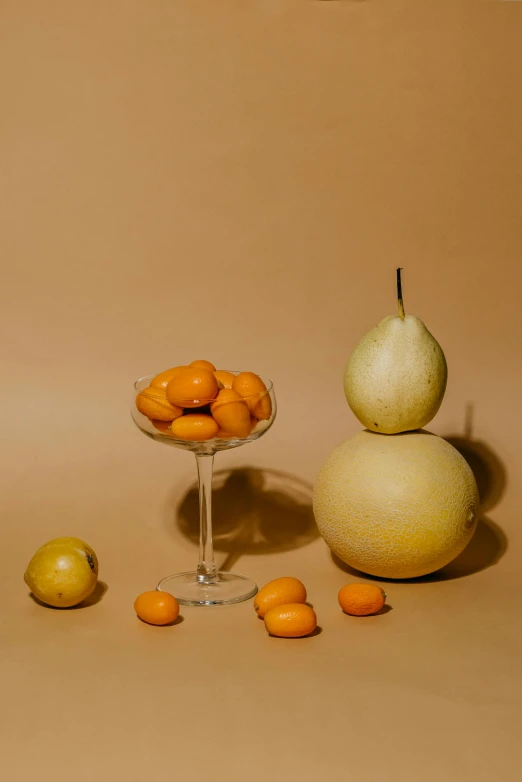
[136,360,272,442]
[313,270,479,580]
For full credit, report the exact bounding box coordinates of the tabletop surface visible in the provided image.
[1,2,522,780]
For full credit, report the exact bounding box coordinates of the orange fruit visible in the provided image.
[210,389,251,438]
[136,386,184,422]
[171,414,219,441]
[189,359,216,372]
[151,419,174,434]
[150,366,190,389]
[134,591,180,626]
[338,583,386,616]
[213,370,235,390]
[166,368,219,408]
[254,576,307,618]
[232,372,272,420]
[215,429,234,439]
[264,603,317,638]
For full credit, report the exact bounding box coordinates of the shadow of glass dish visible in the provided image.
[171,467,319,571]
[332,403,508,583]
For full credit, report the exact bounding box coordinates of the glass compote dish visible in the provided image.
[131,366,276,606]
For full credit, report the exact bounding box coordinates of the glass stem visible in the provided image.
[195,453,218,584]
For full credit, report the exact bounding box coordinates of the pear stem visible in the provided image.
[397,267,405,319]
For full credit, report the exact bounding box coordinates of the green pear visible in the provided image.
[344,269,447,434]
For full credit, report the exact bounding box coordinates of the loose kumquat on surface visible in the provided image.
[264,603,317,638]
[134,591,180,626]
[338,583,386,616]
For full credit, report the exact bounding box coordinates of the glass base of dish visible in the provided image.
[156,571,258,606]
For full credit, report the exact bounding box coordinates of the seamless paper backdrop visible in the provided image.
[1,2,522,781]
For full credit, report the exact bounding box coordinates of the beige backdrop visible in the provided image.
[1,2,522,781]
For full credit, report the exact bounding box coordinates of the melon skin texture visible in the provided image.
[313,430,479,579]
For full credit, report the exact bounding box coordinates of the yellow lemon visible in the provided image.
[24,537,99,608]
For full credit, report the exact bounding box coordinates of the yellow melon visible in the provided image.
[313,430,479,579]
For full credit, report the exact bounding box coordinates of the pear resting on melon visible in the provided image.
[344,269,447,434]
[314,270,479,580]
